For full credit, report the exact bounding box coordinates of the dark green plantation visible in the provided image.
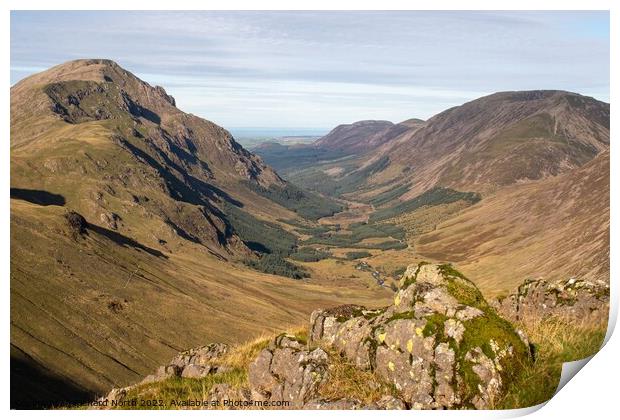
[243,181,343,220]
[369,187,481,222]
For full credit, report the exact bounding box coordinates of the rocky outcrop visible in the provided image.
[95,263,537,410]
[308,263,532,409]
[145,342,230,383]
[95,343,230,405]
[246,334,409,410]
[493,277,610,323]
[64,210,87,238]
[249,334,329,408]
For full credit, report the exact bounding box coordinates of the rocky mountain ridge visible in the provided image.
[313,119,419,155]
[11,59,290,258]
[372,90,610,196]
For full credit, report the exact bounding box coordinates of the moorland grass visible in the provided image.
[498,315,606,409]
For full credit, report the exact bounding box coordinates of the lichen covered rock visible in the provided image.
[248,334,329,408]
[493,277,609,323]
[95,263,539,410]
[309,263,533,409]
[139,342,229,384]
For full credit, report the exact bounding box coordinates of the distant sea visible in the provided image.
[229,127,329,138]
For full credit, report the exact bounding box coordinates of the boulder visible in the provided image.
[493,277,610,323]
[64,210,87,238]
[248,334,329,408]
[207,384,252,409]
[139,343,230,385]
[309,263,533,409]
[181,364,210,379]
[169,342,229,367]
[155,342,230,379]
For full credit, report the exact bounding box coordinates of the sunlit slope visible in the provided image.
[378,90,610,196]
[9,59,384,407]
[10,59,304,260]
[414,151,609,296]
[10,199,390,406]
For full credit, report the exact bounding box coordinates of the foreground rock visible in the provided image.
[249,334,329,408]
[493,277,610,323]
[309,263,532,409]
[145,342,230,383]
[96,263,540,410]
[247,335,408,410]
[95,343,229,405]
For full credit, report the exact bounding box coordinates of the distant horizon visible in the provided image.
[228,127,330,137]
[11,11,609,128]
[9,62,611,132]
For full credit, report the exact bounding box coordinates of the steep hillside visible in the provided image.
[414,150,610,296]
[11,59,344,257]
[314,120,402,154]
[379,90,609,197]
[283,91,608,209]
[10,199,389,408]
[10,59,382,408]
[11,59,283,258]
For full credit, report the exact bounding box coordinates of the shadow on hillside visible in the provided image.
[125,97,161,125]
[10,188,66,206]
[87,223,168,259]
[117,137,244,208]
[245,241,270,253]
[11,349,93,409]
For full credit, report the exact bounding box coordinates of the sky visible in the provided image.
[10,11,609,131]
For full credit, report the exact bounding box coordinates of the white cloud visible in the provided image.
[11,11,609,128]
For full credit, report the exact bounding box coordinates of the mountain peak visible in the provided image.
[473,89,606,107]
[13,58,177,108]
[349,119,394,127]
[16,58,123,86]
[314,120,396,154]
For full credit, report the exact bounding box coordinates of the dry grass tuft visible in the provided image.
[498,314,607,409]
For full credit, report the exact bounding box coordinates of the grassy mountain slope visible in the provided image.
[11,59,283,258]
[10,59,389,407]
[10,59,344,267]
[10,195,390,408]
[280,91,608,212]
[380,90,609,197]
[414,150,609,296]
[314,120,397,154]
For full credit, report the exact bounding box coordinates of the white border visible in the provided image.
[2,1,617,419]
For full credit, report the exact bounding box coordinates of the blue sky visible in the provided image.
[11,11,609,130]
